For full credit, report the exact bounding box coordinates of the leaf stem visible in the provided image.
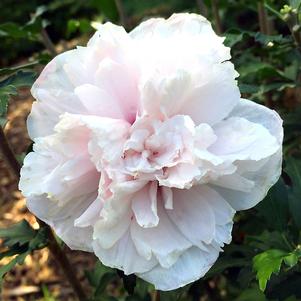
[0,126,87,301]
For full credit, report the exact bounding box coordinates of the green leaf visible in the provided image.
[0,251,30,286]
[0,70,36,88]
[285,158,301,229]
[253,249,287,291]
[224,29,246,47]
[86,261,113,287]
[235,285,267,301]
[91,0,119,21]
[256,179,289,231]
[254,33,291,46]
[0,70,36,118]
[239,83,259,94]
[94,272,116,297]
[0,22,28,38]
[0,61,39,77]
[283,252,299,267]
[289,0,301,10]
[205,257,250,278]
[0,220,36,247]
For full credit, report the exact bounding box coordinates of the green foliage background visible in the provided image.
[1,0,301,300]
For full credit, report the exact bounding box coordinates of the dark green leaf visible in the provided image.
[254,33,291,46]
[0,70,36,118]
[235,285,267,301]
[0,22,28,38]
[256,179,289,231]
[0,61,39,77]
[94,272,116,297]
[0,251,30,286]
[91,0,119,21]
[0,220,36,247]
[285,158,301,229]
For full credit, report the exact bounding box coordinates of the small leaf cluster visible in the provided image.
[0,220,48,288]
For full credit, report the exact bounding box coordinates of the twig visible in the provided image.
[258,2,269,35]
[41,219,87,301]
[40,28,57,56]
[0,126,87,301]
[114,0,128,29]
[210,0,222,34]
[0,126,21,179]
[196,0,208,17]
[153,290,160,301]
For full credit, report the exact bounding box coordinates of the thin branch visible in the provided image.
[40,219,87,301]
[258,2,269,35]
[0,126,87,301]
[210,0,223,34]
[0,126,21,179]
[114,0,128,29]
[196,0,208,18]
[153,290,160,301]
[40,28,57,56]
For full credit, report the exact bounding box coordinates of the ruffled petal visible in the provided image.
[93,230,158,275]
[167,186,216,248]
[209,99,283,210]
[131,202,191,268]
[26,193,96,251]
[210,117,279,161]
[132,182,159,228]
[138,246,219,291]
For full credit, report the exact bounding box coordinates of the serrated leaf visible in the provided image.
[0,220,36,247]
[253,249,292,291]
[0,251,30,286]
[0,70,36,118]
[254,33,291,46]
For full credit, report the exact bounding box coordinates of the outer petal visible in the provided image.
[210,99,283,210]
[93,230,158,275]
[19,114,104,251]
[210,117,279,161]
[131,202,191,268]
[29,50,87,139]
[130,13,230,64]
[26,194,96,251]
[168,185,234,249]
[229,98,283,144]
[138,246,219,291]
[29,22,138,139]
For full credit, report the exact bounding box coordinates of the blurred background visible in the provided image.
[0,0,301,300]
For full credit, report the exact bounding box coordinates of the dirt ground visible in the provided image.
[0,88,96,301]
